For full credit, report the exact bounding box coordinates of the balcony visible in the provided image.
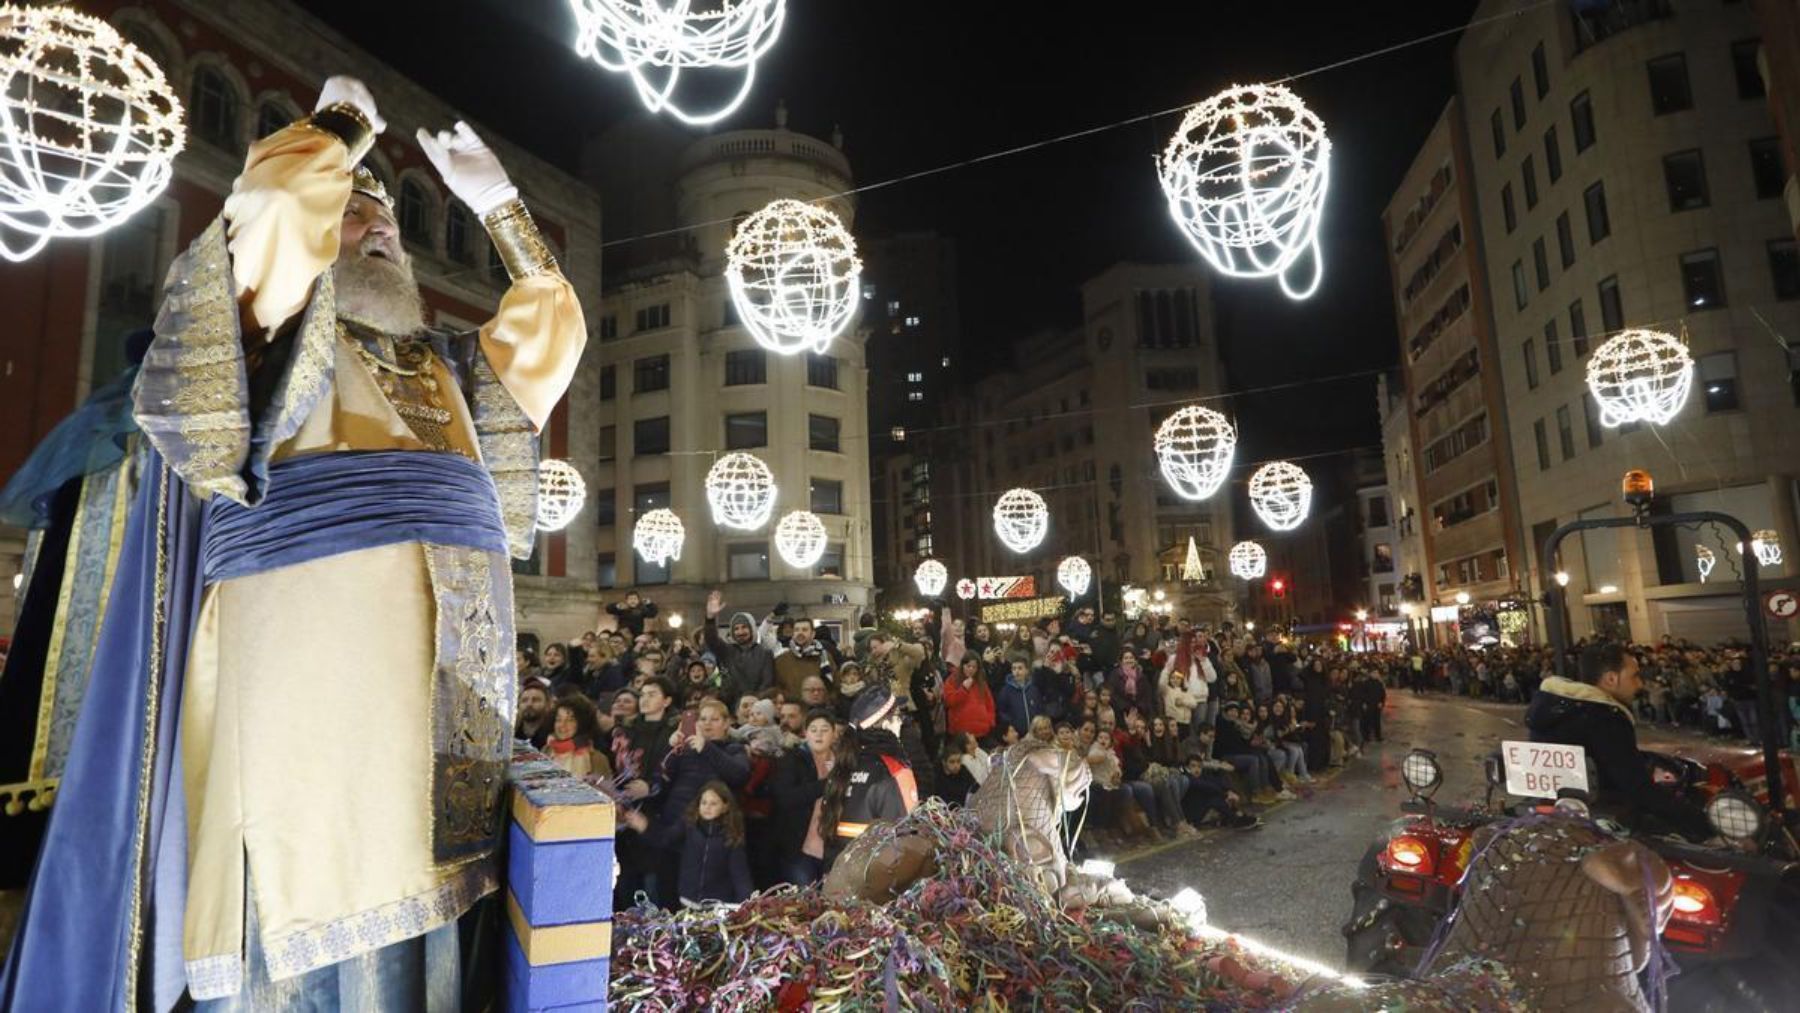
[1570,0,1673,54]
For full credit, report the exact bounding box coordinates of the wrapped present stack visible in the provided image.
[505,748,616,1013]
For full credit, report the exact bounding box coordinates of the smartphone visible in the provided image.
[679,709,698,741]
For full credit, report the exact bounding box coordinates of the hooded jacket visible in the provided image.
[705,613,775,696]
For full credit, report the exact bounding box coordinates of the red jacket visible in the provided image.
[942,672,996,739]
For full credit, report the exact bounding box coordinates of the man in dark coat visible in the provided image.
[703,590,775,696]
[605,590,660,637]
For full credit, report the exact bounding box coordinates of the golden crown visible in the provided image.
[351,165,394,211]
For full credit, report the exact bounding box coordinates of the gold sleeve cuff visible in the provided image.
[302,103,376,163]
[482,199,559,281]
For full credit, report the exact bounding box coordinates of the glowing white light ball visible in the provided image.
[705,451,776,530]
[1228,540,1267,580]
[1752,530,1782,568]
[1157,83,1331,300]
[1249,461,1312,532]
[773,509,827,568]
[992,488,1048,554]
[633,508,685,566]
[1586,328,1693,427]
[914,558,947,597]
[1057,556,1092,597]
[0,5,185,262]
[725,198,862,356]
[535,459,588,532]
[568,0,785,126]
[1695,544,1715,583]
[1154,406,1236,501]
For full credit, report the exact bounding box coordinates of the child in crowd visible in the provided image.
[625,780,754,905]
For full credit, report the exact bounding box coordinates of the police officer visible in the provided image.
[819,684,919,867]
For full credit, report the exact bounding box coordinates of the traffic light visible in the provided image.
[1270,577,1287,600]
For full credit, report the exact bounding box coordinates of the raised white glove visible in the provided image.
[314,76,386,135]
[416,121,519,217]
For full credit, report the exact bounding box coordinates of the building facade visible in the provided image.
[1454,0,1800,642]
[1377,370,1431,641]
[0,0,606,638]
[586,119,876,640]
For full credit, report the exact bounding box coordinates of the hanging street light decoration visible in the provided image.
[705,451,777,530]
[725,197,862,356]
[633,508,686,566]
[1695,544,1716,583]
[1586,328,1693,427]
[773,509,827,568]
[567,0,786,126]
[1154,405,1236,501]
[0,4,185,262]
[914,558,948,597]
[535,459,587,532]
[992,488,1048,554]
[1156,82,1331,300]
[1228,540,1267,580]
[1057,555,1092,597]
[1249,460,1312,532]
[1752,529,1782,568]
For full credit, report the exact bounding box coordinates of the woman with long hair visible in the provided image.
[547,695,612,780]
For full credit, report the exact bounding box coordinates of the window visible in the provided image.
[907,391,923,402]
[598,425,616,462]
[93,207,168,382]
[1583,392,1604,448]
[728,543,770,581]
[596,553,616,590]
[634,482,670,515]
[1534,418,1551,471]
[1533,41,1553,96]
[1750,137,1785,199]
[1510,77,1527,129]
[1490,108,1506,158]
[1544,319,1563,374]
[1791,346,1800,406]
[255,100,293,140]
[1369,495,1390,528]
[1569,299,1589,356]
[722,297,738,328]
[1522,156,1539,209]
[1700,352,1739,412]
[724,348,766,386]
[445,202,475,265]
[1598,276,1624,333]
[1556,405,1576,461]
[633,416,670,455]
[1512,260,1529,310]
[808,414,840,452]
[1647,54,1692,114]
[810,478,843,514]
[1556,211,1576,268]
[906,371,923,382]
[1544,126,1563,183]
[398,179,433,246]
[1769,239,1800,300]
[1533,237,1551,290]
[598,314,618,340]
[815,543,845,579]
[1524,338,1541,389]
[1732,39,1765,99]
[634,303,670,332]
[1570,91,1596,152]
[725,411,767,449]
[633,354,670,392]
[1501,183,1517,232]
[191,67,241,151]
[1662,149,1708,211]
[600,365,616,401]
[806,352,839,389]
[1679,248,1726,309]
[1584,181,1610,242]
[595,489,616,527]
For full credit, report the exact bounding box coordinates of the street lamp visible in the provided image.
[667,613,685,630]
[1554,571,1570,587]
[1454,591,1471,605]
[1153,588,1167,602]
[1354,608,1368,622]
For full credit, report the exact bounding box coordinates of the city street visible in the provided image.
[1116,692,1522,972]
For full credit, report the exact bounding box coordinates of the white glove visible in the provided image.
[314,76,386,135]
[417,121,519,217]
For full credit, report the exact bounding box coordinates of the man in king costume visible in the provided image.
[0,76,585,1009]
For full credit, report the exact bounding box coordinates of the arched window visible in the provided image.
[190,66,241,152]
[255,99,295,140]
[398,178,433,246]
[118,22,173,80]
[445,201,475,265]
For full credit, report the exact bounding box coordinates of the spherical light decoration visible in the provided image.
[1057,555,1092,597]
[0,5,186,262]
[704,451,777,530]
[773,509,827,568]
[633,508,685,566]
[1586,328,1694,427]
[725,198,862,356]
[1752,530,1782,568]
[1249,461,1312,532]
[1154,406,1236,501]
[1228,540,1267,580]
[992,488,1048,554]
[914,558,948,597]
[535,459,587,532]
[1156,83,1331,300]
[568,0,785,126]
[1695,544,1716,583]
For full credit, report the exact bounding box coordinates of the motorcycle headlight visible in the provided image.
[1401,749,1442,799]
[1705,792,1764,843]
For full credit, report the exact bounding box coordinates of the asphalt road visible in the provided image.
[1113,692,1522,971]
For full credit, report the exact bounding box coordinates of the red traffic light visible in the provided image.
[1270,578,1287,599]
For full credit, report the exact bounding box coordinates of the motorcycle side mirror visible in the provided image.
[1483,753,1505,809]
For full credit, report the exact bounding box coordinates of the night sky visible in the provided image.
[309,0,1481,472]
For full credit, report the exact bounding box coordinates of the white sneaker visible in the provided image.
[1275,788,1297,800]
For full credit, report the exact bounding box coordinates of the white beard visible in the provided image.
[333,240,425,336]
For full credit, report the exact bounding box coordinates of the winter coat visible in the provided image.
[659,737,752,830]
[942,671,997,739]
[705,616,775,696]
[654,818,751,904]
[769,745,831,862]
[605,600,659,637]
[1107,664,1158,721]
[995,671,1035,739]
[1159,669,1200,726]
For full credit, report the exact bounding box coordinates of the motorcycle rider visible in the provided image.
[1526,642,1712,841]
